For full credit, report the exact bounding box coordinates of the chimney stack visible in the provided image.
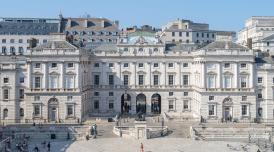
[84,19,88,28]
[101,20,105,28]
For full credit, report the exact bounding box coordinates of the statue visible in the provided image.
[135,111,146,121]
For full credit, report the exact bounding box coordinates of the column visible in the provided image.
[148,62,151,86]
[177,62,181,86]
[234,62,238,88]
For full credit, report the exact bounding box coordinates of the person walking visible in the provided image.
[47,142,51,152]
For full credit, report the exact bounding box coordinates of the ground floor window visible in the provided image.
[67,105,74,117]
[183,100,189,110]
[109,100,114,109]
[168,100,174,111]
[258,107,263,117]
[3,109,8,119]
[34,105,41,116]
[94,100,99,109]
[208,105,215,116]
[241,105,248,116]
[20,108,24,117]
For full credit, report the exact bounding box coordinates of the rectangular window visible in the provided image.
[240,63,247,68]
[94,75,100,85]
[196,33,199,37]
[19,89,24,99]
[207,76,215,88]
[241,105,248,116]
[94,100,99,109]
[109,100,114,109]
[138,75,144,85]
[168,63,174,68]
[258,89,262,99]
[2,39,6,43]
[19,39,23,43]
[3,89,9,100]
[183,75,189,86]
[109,75,114,85]
[209,105,215,116]
[67,105,74,116]
[224,63,230,68]
[179,32,182,37]
[35,63,41,68]
[51,63,57,68]
[168,100,174,110]
[153,75,159,85]
[223,76,231,88]
[209,96,214,101]
[186,32,189,37]
[94,92,99,96]
[34,77,41,88]
[267,42,270,46]
[168,75,174,85]
[184,92,188,96]
[153,63,159,68]
[68,63,74,68]
[49,76,58,89]
[34,96,40,101]
[258,77,263,83]
[20,77,24,83]
[109,63,114,68]
[109,92,114,96]
[172,32,175,37]
[34,105,40,116]
[138,63,144,68]
[169,92,173,96]
[94,63,100,67]
[67,96,73,101]
[240,77,247,88]
[123,75,129,86]
[183,63,189,68]
[242,96,247,101]
[3,78,9,83]
[183,100,189,110]
[65,76,74,89]
[123,63,129,67]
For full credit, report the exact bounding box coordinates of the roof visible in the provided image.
[262,34,274,41]
[165,43,198,51]
[89,43,117,52]
[201,41,248,50]
[0,22,59,35]
[33,41,77,50]
[62,18,119,31]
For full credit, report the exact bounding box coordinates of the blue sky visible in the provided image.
[1,0,274,31]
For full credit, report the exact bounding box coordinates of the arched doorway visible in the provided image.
[151,93,161,114]
[223,97,233,122]
[48,98,59,122]
[136,94,146,114]
[3,109,8,120]
[121,93,131,114]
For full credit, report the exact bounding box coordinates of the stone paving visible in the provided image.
[27,138,264,152]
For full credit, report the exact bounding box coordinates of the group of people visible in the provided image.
[33,141,51,152]
[15,139,28,152]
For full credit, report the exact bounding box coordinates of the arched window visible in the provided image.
[3,109,8,119]
[20,108,24,117]
[139,48,143,52]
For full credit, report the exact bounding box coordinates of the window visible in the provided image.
[108,75,114,85]
[223,75,231,88]
[10,39,14,43]
[94,75,100,85]
[2,46,7,54]
[272,78,274,84]
[179,32,182,37]
[138,75,144,85]
[207,33,209,38]
[172,32,175,37]
[168,100,174,110]
[138,63,144,68]
[186,32,189,37]
[240,63,247,68]
[224,63,230,68]
[153,48,158,52]
[202,33,204,38]
[184,92,188,96]
[123,75,129,85]
[208,105,215,116]
[19,89,24,99]
[34,96,40,101]
[258,108,262,117]
[183,100,189,110]
[240,77,247,88]
[169,92,173,96]
[267,42,270,46]
[242,96,247,101]
[20,108,24,117]
[207,75,215,88]
[43,39,47,44]
[153,63,159,68]
[123,63,129,68]
[19,39,23,43]
[168,75,174,85]
[109,63,114,68]
[3,89,9,100]
[242,105,248,116]
[67,105,74,116]
[138,48,143,52]
[168,63,174,68]
[109,92,114,96]
[109,100,114,109]
[18,47,23,54]
[66,76,74,89]
[94,100,99,109]
[68,63,74,68]
[3,78,9,83]
[94,63,100,67]
[20,77,24,83]
[258,77,263,83]
[67,96,73,101]
[209,96,214,101]
[51,63,57,68]
[35,63,41,68]
[34,105,40,116]
[49,76,58,89]
[2,39,6,43]
[212,34,215,38]
[153,75,159,85]
[186,40,189,43]
[183,75,189,86]
[258,89,262,99]
[94,92,99,96]
[34,77,41,88]
[183,63,188,68]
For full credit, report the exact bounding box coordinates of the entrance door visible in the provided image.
[224,107,232,121]
[51,107,57,122]
[151,94,161,114]
[121,94,131,114]
[136,94,146,114]
[48,98,59,122]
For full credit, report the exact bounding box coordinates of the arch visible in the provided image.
[151,93,161,114]
[223,97,233,122]
[121,93,131,114]
[136,93,146,114]
[3,108,8,119]
[48,98,59,122]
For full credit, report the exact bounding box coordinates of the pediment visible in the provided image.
[223,71,233,75]
[49,71,60,75]
[152,70,161,74]
[207,71,217,75]
[240,71,249,75]
[66,71,76,75]
[122,70,131,75]
[137,71,146,74]
[33,71,43,75]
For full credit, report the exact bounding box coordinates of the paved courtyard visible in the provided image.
[27,138,264,152]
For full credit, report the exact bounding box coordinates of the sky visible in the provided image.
[1,0,274,32]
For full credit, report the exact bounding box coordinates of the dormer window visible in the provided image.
[139,48,143,52]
